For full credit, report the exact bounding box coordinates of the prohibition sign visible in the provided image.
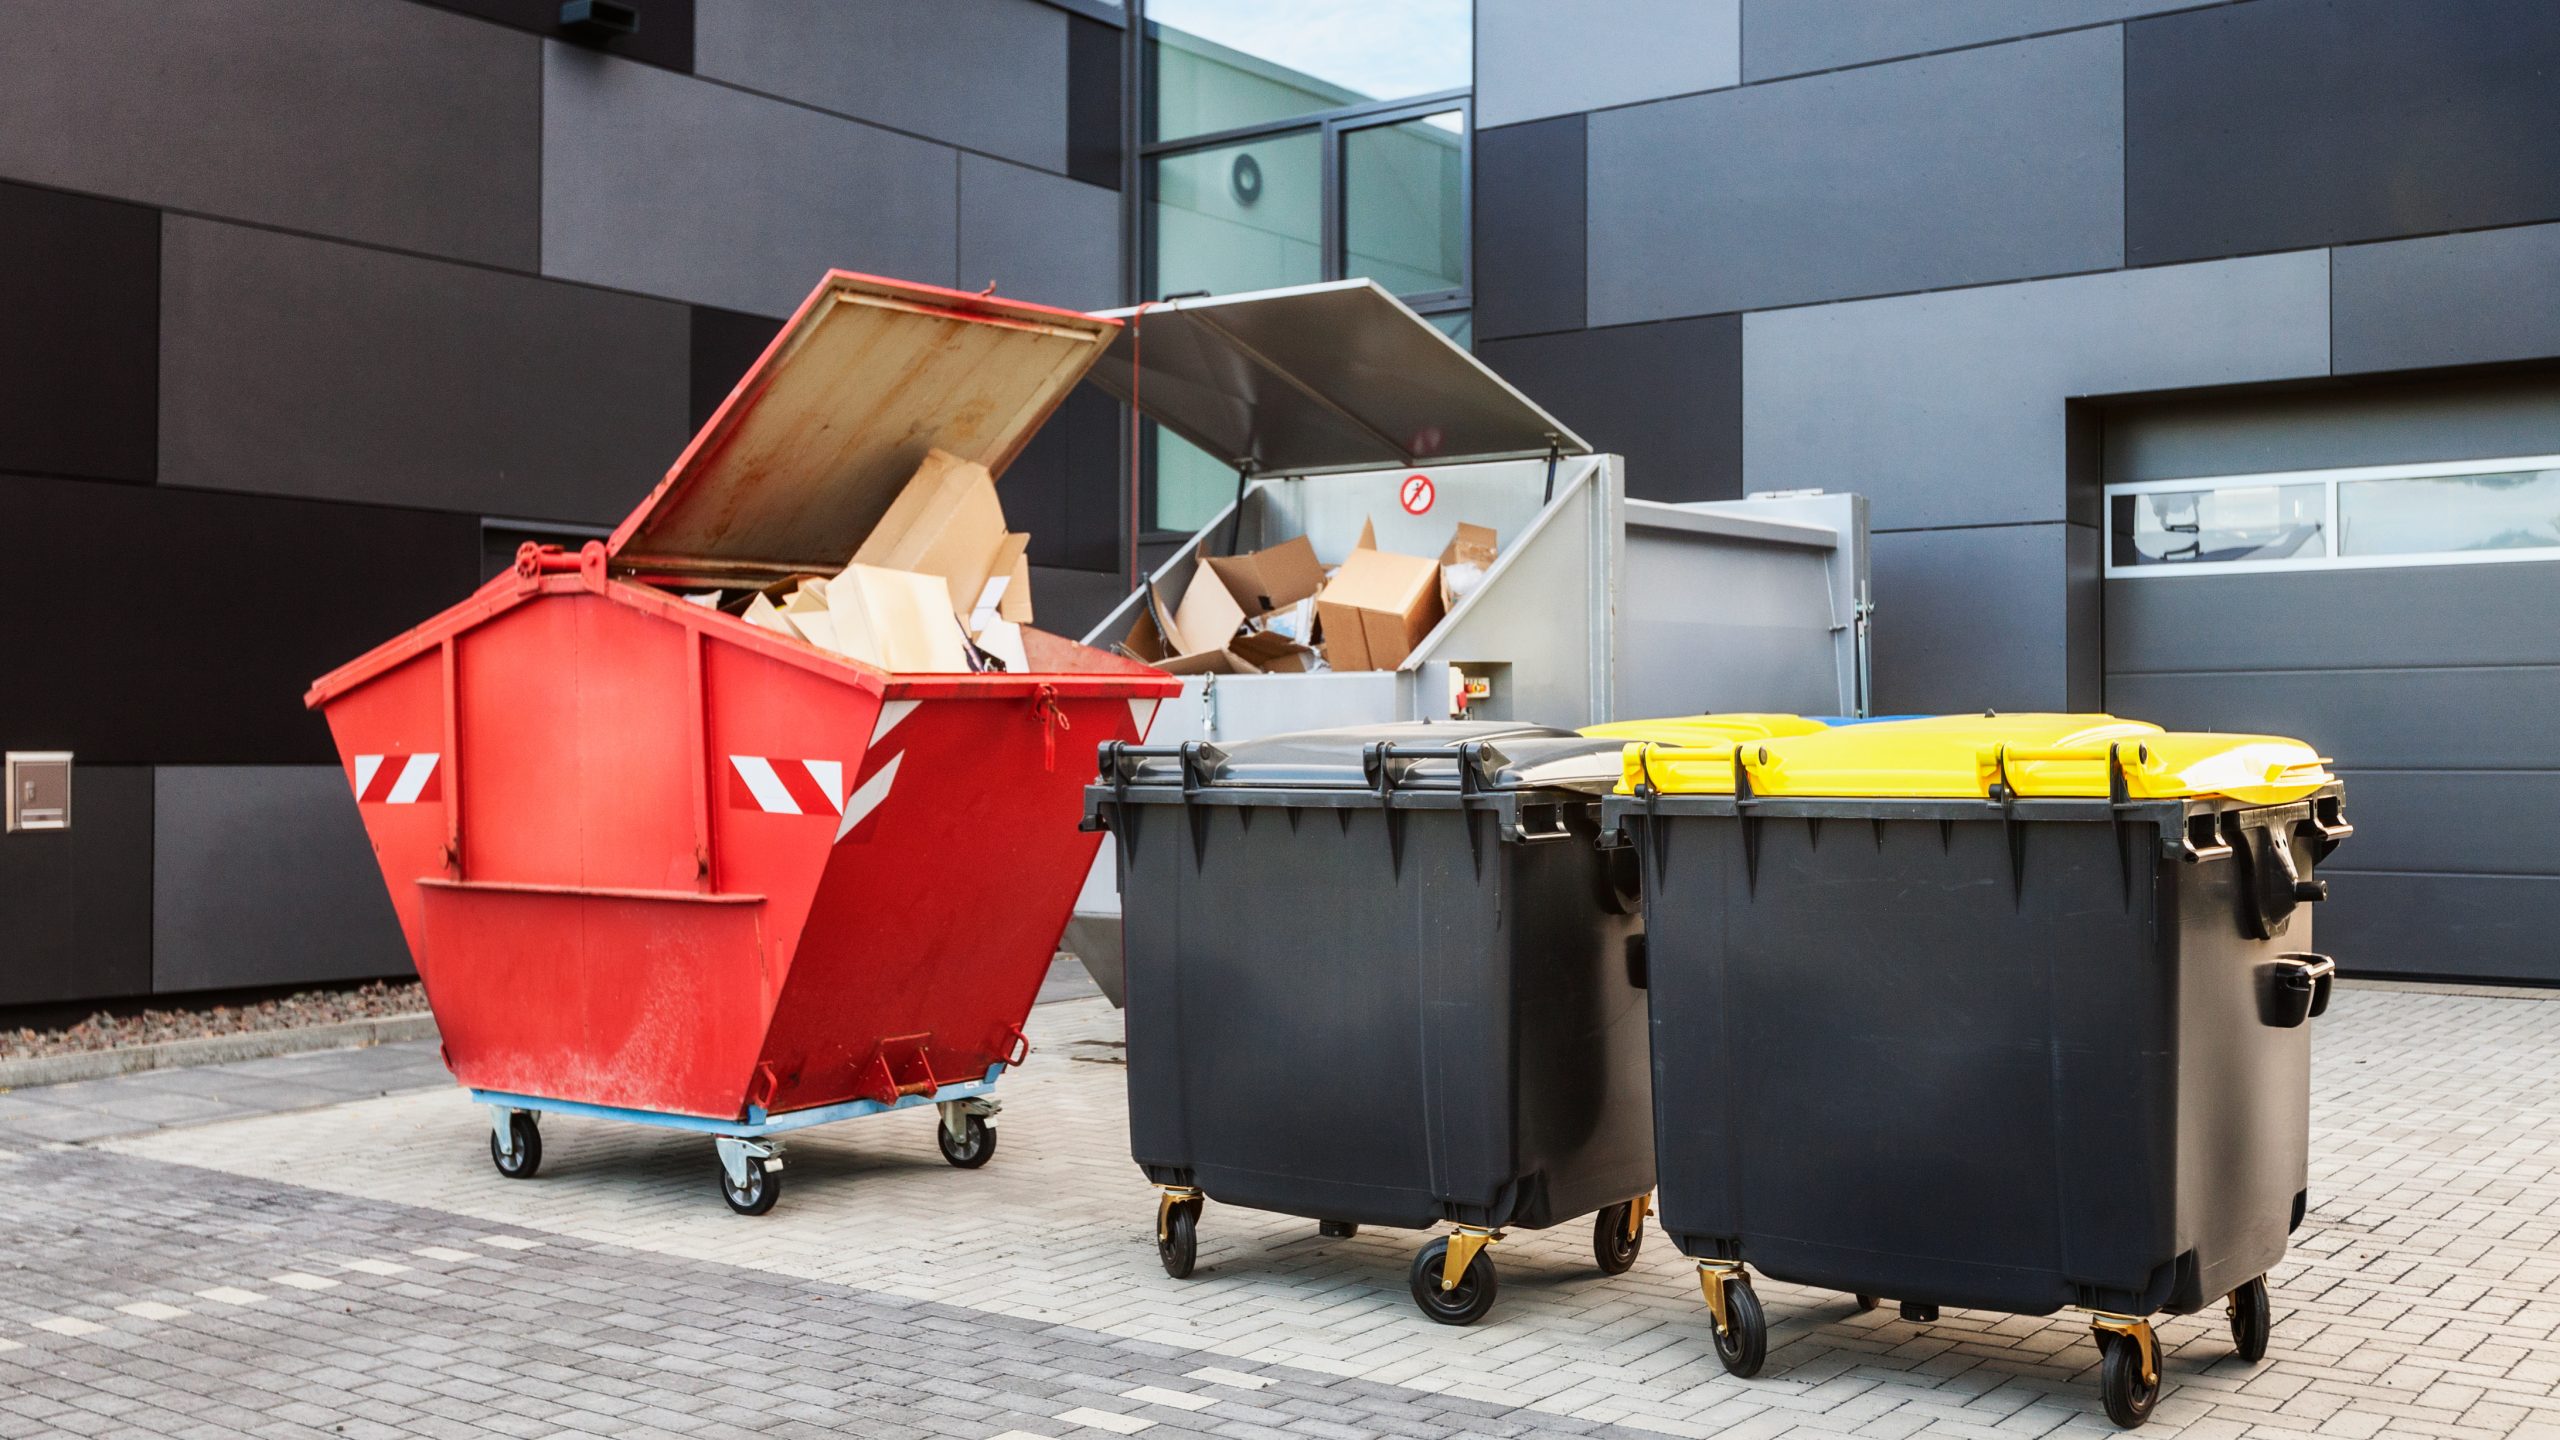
[1400,473,1435,515]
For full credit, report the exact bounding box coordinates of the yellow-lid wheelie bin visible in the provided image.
[1603,714,2351,1428]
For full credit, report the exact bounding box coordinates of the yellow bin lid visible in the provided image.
[1580,713,1828,745]
[1621,712,2335,806]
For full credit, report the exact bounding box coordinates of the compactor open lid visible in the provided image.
[609,271,1120,582]
[1087,280,1589,478]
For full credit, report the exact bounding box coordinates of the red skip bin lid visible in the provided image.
[608,271,1120,583]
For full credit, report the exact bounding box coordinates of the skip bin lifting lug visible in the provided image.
[1441,1226,1501,1292]
[2086,1311,2159,1387]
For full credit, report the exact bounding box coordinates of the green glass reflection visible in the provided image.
[1146,129,1322,301]
[1345,113,1466,297]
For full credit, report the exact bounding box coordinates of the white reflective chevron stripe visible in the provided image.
[729,755,799,815]
[801,759,845,815]
[836,752,905,842]
[1128,698,1160,739]
[872,699,921,742]
[384,753,440,805]
[351,754,383,799]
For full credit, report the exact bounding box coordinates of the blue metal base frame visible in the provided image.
[471,1064,1006,1138]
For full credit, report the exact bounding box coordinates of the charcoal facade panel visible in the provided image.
[688,306,787,434]
[542,41,961,315]
[1065,13,1125,189]
[413,0,697,72]
[1478,316,1742,502]
[2126,0,2560,264]
[151,766,411,995]
[958,155,1123,311]
[0,180,158,485]
[1586,27,2123,324]
[1475,0,1739,129]
[694,0,1069,172]
[0,0,540,268]
[159,218,689,523]
[0,765,153,1009]
[2312,873,2560,984]
[1868,523,2100,716]
[1742,0,2215,82]
[1472,116,1586,341]
[2332,223,2560,374]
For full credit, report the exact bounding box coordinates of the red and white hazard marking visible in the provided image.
[1400,473,1435,515]
[350,753,441,805]
[726,756,847,817]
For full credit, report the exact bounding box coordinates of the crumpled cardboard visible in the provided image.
[853,448,1012,615]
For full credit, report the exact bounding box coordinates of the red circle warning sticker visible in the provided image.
[1400,473,1435,515]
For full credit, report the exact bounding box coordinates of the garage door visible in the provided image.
[2103,448,2560,984]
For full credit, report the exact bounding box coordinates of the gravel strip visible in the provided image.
[0,980,427,1061]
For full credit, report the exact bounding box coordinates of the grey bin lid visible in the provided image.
[1122,721,1627,794]
[1086,281,1591,477]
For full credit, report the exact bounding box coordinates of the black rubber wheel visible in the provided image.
[718,1156,780,1216]
[1409,1239,1499,1326]
[488,1113,541,1180]
[1711,1279,1768,1378]
[1158,1198,1201,1279]
[1593,1202,1643,1275]
[936,1113,997,1169]
[1851,1294,1879,1313]
[2100,1333,2159,1428]
[2229,1276,2271,1363]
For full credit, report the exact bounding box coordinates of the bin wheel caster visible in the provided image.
[1318,1220,1358,1239]
[1593,1201,1644,1275]
[1852,1294,1879,1313]
[2228,1276,2270,1364]
[1409,1238,1498,1326]
[488,1113,541,1180]
[1158,1196,1202,1279]
[2099,1331,2159,1428]
[1707,1277,1767,1378]
[718,1156,780,1216]
[937,1113,996,1169]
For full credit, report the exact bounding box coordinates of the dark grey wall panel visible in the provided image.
[1473,116,1586,342]
[2103,370,2560,486]
[1586,28,2122,325]
[2333,224,2560,375]
[0,0,539,268]
[1005,387,1123,572]
[152,766,410,994]
[958,155,1121,311]
[2126,0,2560,265]
[2104,565,2560,675]
[2,474,480,767]
[159,218,687,524]
[694,0,1067,172]
[1028,564,1129,642]
[1742,0,2217,81]
[0,181,157,485]
[414,0,696,73]
[2102,666,2560,771]
[2320,771,2560,877]
[689,306,785,434]
[1870,523,2091,715]
[1476,0,1738,129]
[1478,316,1742,502]
[1744,253,2329,530]
[2313,873,2560,983]
[1065,12,1124,190]
[0,765,152,1009]
[542,43,960,315]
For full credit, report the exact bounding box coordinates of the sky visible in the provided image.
[1146,0,1473,104]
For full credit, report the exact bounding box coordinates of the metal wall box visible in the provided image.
[5,751,71,831]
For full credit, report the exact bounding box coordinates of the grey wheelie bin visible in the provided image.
[1600,713,2351,1427]
[1084,722,1654,1325]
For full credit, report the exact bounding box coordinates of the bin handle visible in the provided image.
[1978,742,2154,802]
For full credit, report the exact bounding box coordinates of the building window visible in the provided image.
[2104,457,2560,577]
[1135,0,1472,532]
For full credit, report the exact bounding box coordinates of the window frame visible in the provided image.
[2103,454,2560,579]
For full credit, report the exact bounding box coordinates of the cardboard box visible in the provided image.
[969,533,1035,632]
[1438,522,1498,611]
[1123,534,1328,672]
[1318,543,1444,671]
[828,563,971,672]
[1122,585,1263,674]
[853,448,1011,615]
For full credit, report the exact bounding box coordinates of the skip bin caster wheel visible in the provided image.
[1593,1197,1648,1275]
[1697,1264,1767,1377]
[2228,1276,2271,1364]
[2092,1318,2160,1429]
[487,1110,541,1180]
[715,1138,782,1216]
[936,1111,997,1169]
[1157,1190,1203,1279]
[1410,1232,1500,1326]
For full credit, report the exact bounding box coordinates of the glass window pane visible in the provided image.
[1153,428,1236,535]
[1146,130,1321,300]
[2110,484,2327,567]
[1425,309,1472,349]
[1344,112,1466,298]
[1146,1,1471,143]
[2338,468,2560,557]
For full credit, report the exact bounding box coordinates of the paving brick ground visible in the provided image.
[0,982,2542,1438]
